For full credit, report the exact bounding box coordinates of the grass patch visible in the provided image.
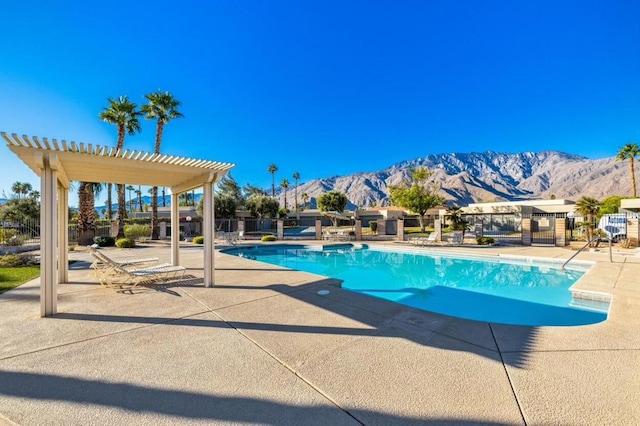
[0,266,40,294]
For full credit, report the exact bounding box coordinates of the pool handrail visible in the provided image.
[562,236,602,269]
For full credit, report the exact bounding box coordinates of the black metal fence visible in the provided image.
[0,219,40,252]
[463,213,523,244]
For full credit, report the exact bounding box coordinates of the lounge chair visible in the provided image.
[451,233,463,245]
[89,246,186,289]
[410,233,439,246]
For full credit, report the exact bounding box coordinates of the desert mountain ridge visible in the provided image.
[280,150,632,209]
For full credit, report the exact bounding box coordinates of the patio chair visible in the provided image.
[451,233,463,245]
[89,246,186,289]
[409,232,438,247]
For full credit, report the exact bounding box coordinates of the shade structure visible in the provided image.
[322,211,353,221]
[3,132,235,317]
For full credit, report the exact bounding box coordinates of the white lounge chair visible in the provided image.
[89,246,186,289]
[410,233,439,246]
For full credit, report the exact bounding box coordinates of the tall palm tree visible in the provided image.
[268,164,278,197]
[616,143,639,198]
[142,90,184,239]
[11,182,24,199]
[11,182,32,199]
[106,183,113,220]
[292,172,300,212]
[575,196,601,244]
[280,178,290,210]
[136,186,143,212]
[77,182,103,245]
[100,96,142,238]
[126,185,135,212]
[301,192,309,211]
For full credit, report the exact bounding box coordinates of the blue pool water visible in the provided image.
[222,244,608,326]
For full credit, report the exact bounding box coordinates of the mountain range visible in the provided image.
[281,151,631,209]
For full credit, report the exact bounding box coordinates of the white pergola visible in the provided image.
[2,132,234,317]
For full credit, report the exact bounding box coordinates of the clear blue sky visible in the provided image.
[1,0,639,206]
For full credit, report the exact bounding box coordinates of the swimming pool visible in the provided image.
[222,244,609,326]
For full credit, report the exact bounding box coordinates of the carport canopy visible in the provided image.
[2,132,235,317]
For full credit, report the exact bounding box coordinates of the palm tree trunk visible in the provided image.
[117,184,126,238]
[150,122,165,240]
[630,158,637,198]
[151,186,159,239]
[78,182,97,245]
[106,183,113,220]
[115,123,127,239]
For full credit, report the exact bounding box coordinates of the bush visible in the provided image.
[476,236,495,245]
[0,229,18,244]
[5,235,27,246]
[115,238,136,248]
[94,236,115,247]
[124,224,151,242]
[261,235,277,242]
[369,221,378,232]
[0,254,35,267]
[193,236,204,244]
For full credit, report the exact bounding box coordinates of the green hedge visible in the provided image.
[115,238,136,248]
[476,237,495,245]
[94,236,115,247]
[124,224,151,241]
[193,236,204,244]
[261,235,277,242]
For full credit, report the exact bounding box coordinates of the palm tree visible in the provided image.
[575,196,601,244]
[28,190,40,200]
[280,178,290,210]
[77,182,103,245]
[106,183,113,220]
[616,143,639,198]
[301,192,309,211]
[126,185,135,212]
[142,90,184,239]
[11,182,32,199]
[268,164,278,197]
[292,172,300,212]
[136,186,143,212]
[100,96,142,238]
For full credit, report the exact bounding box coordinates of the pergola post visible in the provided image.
[203,181,215,287]
[38,153,58,317]
[57,184,69,284]
[171,192,180,266]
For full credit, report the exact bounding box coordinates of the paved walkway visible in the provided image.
[0,242,639,425]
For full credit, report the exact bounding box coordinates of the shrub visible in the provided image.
[5,235,27,246]
[476,236,495,245]
[124,224,151,242]
[115,238,136,248]
[0,254,35,267]
[94,236,115,247]
[369,221,378,232]
[0,229,18,244]
[193,236,204,244]
[261,235,277,242]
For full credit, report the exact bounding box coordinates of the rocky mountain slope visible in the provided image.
[284,151,631,209]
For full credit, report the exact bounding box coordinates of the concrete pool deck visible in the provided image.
[0,242,638,425]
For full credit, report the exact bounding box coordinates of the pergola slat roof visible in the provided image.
[3,131,234,317]
[3,133,235,190]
